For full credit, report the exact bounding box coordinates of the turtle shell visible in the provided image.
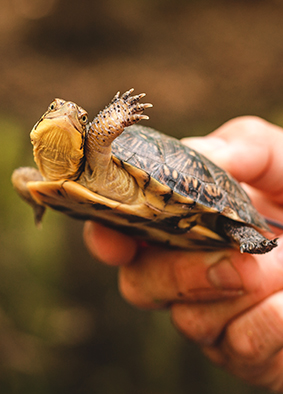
[111,124,267,230]
[25,124,270,251]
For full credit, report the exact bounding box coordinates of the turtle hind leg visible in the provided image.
[222,219,278,254]
[12,167,46,226]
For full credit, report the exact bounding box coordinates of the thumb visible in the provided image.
[182,116,283,204]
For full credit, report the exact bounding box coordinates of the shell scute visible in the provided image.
[175,174,200,200]
[200,184,224,206]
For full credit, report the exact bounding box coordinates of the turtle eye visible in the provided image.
[48,101,57,111]
[80,114,88,125]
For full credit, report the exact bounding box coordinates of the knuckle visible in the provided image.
[118,267,142,305]
[225,293,283,364]
[118,266,158,309]
[225,324,261,362]
[225,331,261,365]
[171,304,218,345]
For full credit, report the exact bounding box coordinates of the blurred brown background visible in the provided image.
[1,0,283,393]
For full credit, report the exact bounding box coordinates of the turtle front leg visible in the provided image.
[85,89,152,168]
[222,219,278,254]
[12,167,46,226]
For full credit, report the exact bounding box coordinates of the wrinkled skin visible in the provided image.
[84,116,283,392]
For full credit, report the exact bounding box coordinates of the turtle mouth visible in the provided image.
[68,116,84,135]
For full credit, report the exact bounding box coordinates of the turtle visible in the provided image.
[12,89,278,254]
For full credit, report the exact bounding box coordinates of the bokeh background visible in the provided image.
[1,0,283,393]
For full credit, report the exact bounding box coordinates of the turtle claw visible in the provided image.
[117,88,152,126]
[240,237,278,254]
[131,102,153,115]
[110,91,121,103]
[128,93,146,105]
[223,219,279,255]
[139,115,150,120]
[120,88,135,100]
[109,89,152,124]
[239,242,254,254]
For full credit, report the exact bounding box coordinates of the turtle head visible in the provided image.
[30,99,88,181]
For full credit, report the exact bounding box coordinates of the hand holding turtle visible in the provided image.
[84,116,283,392]
[11,89,283,390]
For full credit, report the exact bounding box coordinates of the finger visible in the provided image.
[171,236,283,346]
[182,116,283,204]
[119,247,249,310]
[203,292,283,390]
[202,351,283,392]
[83,221,138,266]
[240,184,283,234]
[223,291,283,367]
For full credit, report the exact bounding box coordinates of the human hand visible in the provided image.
[84,116,283,391]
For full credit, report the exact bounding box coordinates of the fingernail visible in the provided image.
[207,258,243,291]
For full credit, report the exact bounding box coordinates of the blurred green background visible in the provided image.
[1,0,283,393]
